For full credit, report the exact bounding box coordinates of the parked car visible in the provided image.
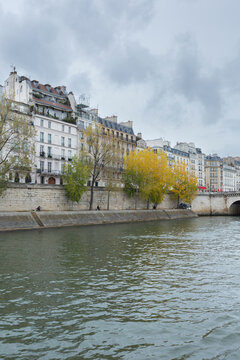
[178,202,191,209]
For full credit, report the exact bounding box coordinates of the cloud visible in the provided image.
[0,0,240,156]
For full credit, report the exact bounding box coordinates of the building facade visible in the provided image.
[4,70,78,185]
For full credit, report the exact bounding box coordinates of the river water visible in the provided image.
[0,217,240,359]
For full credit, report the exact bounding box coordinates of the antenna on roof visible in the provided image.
[10,64,17,73]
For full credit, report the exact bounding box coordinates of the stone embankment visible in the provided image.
[0,209,197,232]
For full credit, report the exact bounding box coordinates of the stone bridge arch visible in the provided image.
[226,194,240,215]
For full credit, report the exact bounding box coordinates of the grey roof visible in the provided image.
[163,145,189,157]
[97,116,135,135]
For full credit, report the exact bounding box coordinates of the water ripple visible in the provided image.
[0,217,240,359]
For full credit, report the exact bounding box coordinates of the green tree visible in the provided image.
[0,95,35,195]
[62,154,91,202]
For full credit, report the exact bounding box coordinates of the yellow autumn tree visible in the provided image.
[123,148,173,208]
[171,162,198,204]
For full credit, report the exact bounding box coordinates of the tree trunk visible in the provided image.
[135,189,138,210]
[147,198,150,210]
[89,181,94,210]
[107,190,110,210]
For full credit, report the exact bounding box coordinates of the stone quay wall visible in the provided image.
[0,184,178,212]
[0,209,197,232]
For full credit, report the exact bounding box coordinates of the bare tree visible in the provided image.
[84,123,116,210]
[0,95,35,193]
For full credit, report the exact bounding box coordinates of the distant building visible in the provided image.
[205,154,236,192]
[174,142,205,188]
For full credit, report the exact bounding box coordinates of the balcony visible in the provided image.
[37,169,62,176]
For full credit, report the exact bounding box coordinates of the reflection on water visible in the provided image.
[1,217,240,359]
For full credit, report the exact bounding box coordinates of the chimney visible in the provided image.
[137,132,142,139]
[120,120,133,128]
[105,115,118,123]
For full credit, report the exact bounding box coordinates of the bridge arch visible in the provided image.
[229,200,240,215]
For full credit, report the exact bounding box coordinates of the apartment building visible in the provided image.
[174,142,205,188]
[4,70,78,185]
[223,157,240,191]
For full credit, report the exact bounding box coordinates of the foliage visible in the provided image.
[62,153,91,202]
[84,123,116,209]
[0,94,35,194]
[171,162,198,204]
[123,148,173,206]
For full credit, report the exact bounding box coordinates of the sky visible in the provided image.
[0,0,240,156]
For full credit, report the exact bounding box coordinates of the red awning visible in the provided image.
[199,186,207,189]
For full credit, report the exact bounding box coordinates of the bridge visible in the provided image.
[192,192,240,215]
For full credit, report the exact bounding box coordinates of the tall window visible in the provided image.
[68,126,71,134]
[48,121,51,129]
[61,137,65,146]
[68,138,71,148]
[40,132,44,142]
[40,161,44,172]
[40,119,44,127]
[40,145,44,156]
[48,134,52,144]
[61,149,65,159]
[48,162,52,173]
[62,125,64,132]
[47,146,52,157]
[68,150,72,160]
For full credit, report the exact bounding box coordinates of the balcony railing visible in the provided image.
[37,169,62,175]
[38,153,72,161]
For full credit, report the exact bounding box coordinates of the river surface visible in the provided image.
[0,217,240,359]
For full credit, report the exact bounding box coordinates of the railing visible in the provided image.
[38,154,72,161]
[37,169,62,175]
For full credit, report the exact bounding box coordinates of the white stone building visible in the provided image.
[174,142,206,188]
[4,70,78,185]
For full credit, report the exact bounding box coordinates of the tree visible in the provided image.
[0,94,35,194]
[171,162,198,204]
[123,148,173,208]
[104,165,119,210]
[84,123,116,210]
[62,154,91,202]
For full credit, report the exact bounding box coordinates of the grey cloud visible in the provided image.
[102,41,157,85]
[172,35,222,123]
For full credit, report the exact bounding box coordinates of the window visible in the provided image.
[62,124,64,132]
[48,121,51,129]
[81,143,84,151]
[126,135,128,141]
[68,126,71,134]
[48,134,52,144]
[47,146,52,157]
[61,137,65,146]
[40,119,44,127]
[40,161,44,172]
[68,138,71,148]
[68,150,72,160]
[40,132,44,142]
[61,149,65,159]
[48,162,52,173]
[40,145,44,156]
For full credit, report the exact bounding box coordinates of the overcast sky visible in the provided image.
[0,0,240,156]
